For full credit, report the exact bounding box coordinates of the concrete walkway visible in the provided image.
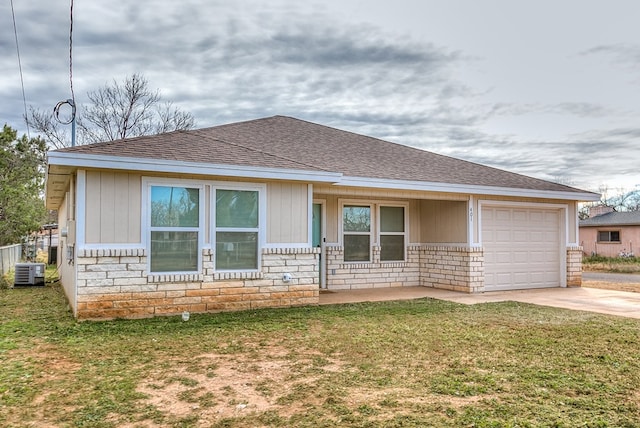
[319,286,640,319]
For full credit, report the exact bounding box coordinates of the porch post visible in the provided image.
[468,195,476,246]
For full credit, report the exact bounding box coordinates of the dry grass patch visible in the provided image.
[137,348,347,423]
[583,280,640,293]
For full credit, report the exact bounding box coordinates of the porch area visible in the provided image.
[318,285,640,319]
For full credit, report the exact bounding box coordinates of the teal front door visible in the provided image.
[312,203,322,248]
[312,203,324,287]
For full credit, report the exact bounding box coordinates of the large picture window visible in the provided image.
[380,206,405,261]
[215,189,260,270]
[343,205,372,262]
[149,185,201,273]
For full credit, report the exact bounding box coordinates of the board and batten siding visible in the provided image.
[267,182,309,244]
[85,171,142,244]
[420,200,467,243]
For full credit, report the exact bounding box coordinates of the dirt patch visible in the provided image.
[132,347,497,426]
[134,347,347,426]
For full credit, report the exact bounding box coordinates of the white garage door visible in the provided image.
[481,205,562,291]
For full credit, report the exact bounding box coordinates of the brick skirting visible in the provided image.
[72,244,581,319]
[566,246,583,287]
[420,246,484,293]
[325,244,484,293]
[75,248,319,320]
[324,245,421,290]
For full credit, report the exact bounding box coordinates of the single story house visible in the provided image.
[45,116,599,319]
[580,206,640,257]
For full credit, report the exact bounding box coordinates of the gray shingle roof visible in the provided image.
[54,115,592,194]
[580,211,640,227]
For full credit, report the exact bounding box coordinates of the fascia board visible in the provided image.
[47,152,342,183]
[338,176,601,202]
[47,152,601,201]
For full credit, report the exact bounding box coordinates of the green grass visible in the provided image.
[1,283,639,427]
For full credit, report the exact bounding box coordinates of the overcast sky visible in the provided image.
[2,0,639,193]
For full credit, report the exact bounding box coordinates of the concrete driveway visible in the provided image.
[319,286,640,319]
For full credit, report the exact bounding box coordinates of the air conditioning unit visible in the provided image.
[14,263,45,286]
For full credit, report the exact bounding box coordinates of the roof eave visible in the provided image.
[338,176,601,201]
[46,152,343,183]
[47,152,601,202]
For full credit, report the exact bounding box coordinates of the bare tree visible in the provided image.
[27,106,71,150]
[579,185,640,219]
[27,73,195,148]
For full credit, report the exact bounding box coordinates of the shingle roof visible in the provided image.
[580,211,640,227]
[53,115,591,194]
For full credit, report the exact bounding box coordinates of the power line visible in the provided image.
[69,0,75,105]
[54,0,77,148]
[10,0,30,138]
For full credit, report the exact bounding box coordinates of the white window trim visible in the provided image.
[211,182,266,273]
[339,199,410,263]
[378,203,409,262]
[340,201,374,263]
[142,177,206,275]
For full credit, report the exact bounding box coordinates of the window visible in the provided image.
[214,189,260,270]
[343,205,371,262]
[598,230,620,243]
[342,202,408,263]
[149,185,201,273]
[145,180,264,274]
[379,206,405,261]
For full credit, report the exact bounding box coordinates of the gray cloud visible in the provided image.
[2,0,640,193]
[488,102,616,119]
[580,43,640,66]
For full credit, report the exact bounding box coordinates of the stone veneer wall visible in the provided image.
[420,246,485,293]
[75,247,319,320]
[324,245,421,290]
[324,245,484,293]
[566,246,583,287]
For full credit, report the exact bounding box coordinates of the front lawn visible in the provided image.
[1,284,639,427]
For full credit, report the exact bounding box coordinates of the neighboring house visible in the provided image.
[45,116,599,319]
[579,206,640,257]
